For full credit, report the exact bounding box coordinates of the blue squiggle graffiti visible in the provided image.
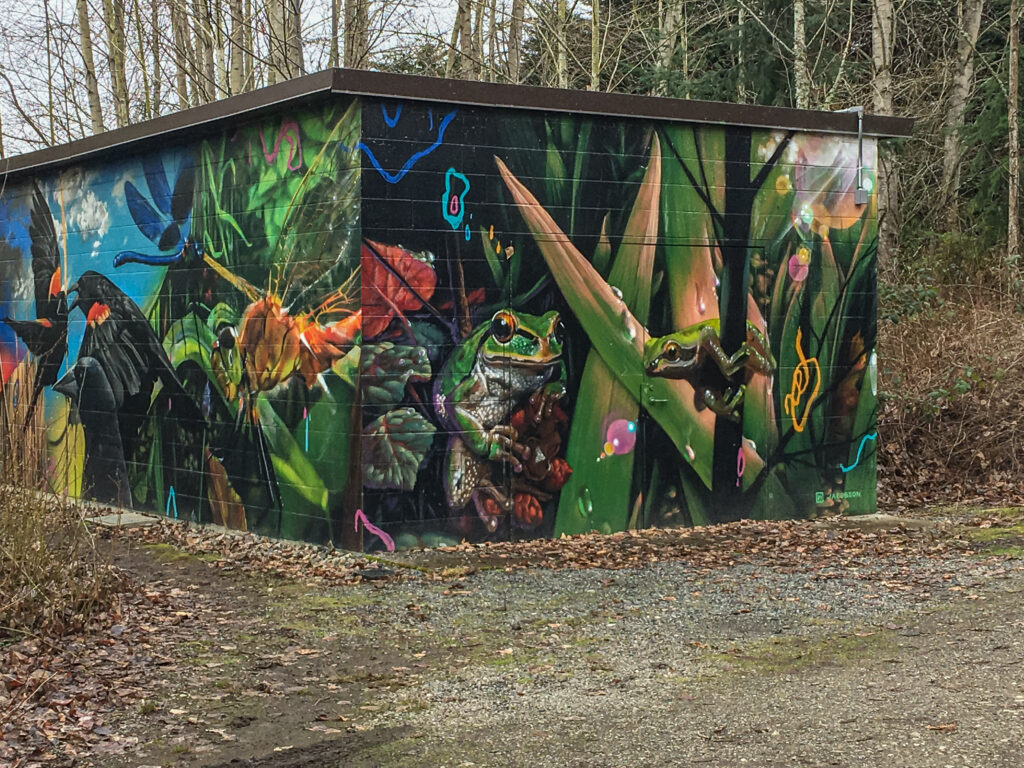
[840,432,878,473]
[381,104,402,127]
[356,110,458,183]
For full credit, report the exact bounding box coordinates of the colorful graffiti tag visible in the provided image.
[0,94,878,550]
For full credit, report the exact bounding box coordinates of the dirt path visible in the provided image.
[65,510,1024,768]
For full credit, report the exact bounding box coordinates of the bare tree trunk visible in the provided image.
[474,0,485,79]
[171,0,191,108]
[77,0,105,133]
[330,0,340,67]
[0,101,5,158]
[488,0,497,80]
[657,1,680,96]
[736,4,745,102]
[343,0,366,68]
[508,0,524,82]
[459,0,474,79]
[1010,0,1020,258]
[445,2,464,78]
[151,0,162,112]
[940,0,985,230]
[590,0,600,90]
[214,0,227,97]
[872,0,899,265]
[243,0,254,87]
[44,0,55,143]
[229,0,244,92]
[556,0,568,87]
[266,0,283,84]
[196,0,218,99]
[794,0,809,108]
[132,0,152,118]
[287,0,305,76]
[101,0,130,126]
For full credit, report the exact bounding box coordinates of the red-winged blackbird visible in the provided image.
[1,184,68,423]
[69,271,197,407]
[67,270,203,460]
[59,270,205,511]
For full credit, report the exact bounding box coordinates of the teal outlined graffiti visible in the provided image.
[442,168,470,230]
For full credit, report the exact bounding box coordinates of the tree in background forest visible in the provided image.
[0,0,1022,281]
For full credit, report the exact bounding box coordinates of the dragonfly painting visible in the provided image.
[106,101,366,540]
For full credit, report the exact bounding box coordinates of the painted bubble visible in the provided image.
[598,418,637,461]
[788,246,811,282]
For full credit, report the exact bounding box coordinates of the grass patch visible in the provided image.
[700,629,900,676]
[962,510,1024,556]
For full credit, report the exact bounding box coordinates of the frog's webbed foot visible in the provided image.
[486,424,528,470]
[703,324,776,379]
[745,324,776,375]
[701,328,749,379]
[471,484,514,532]
[528,382,566,424]
[703,385,746,423]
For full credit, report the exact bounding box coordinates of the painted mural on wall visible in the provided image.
[357,102,878,548]
[0,100,363,543]
[0,94,878,551]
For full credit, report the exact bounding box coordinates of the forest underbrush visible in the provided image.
[878,278,1024,508]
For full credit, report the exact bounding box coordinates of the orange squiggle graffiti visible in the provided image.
[784,328,820,433]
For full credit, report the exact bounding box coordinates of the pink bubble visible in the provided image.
[606,419,637,455]
[788,254,809,282]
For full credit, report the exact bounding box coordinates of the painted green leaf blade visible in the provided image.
[556,140,661,536]
[254,394,330,541]
[497,155,716,488]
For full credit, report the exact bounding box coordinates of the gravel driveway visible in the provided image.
[75,510,1024,768]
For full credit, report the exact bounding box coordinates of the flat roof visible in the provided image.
[0,68,913,179]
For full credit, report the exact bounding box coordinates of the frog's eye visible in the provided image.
[490,311,517,343]
[662,341,682,361]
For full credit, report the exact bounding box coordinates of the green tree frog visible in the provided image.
[434,309,566,527]
[644,318,775,421]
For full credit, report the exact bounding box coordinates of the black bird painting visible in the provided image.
[1,184,68,426]
[63,270,204,510]
[68,270,203,446]
[53,357,132,508]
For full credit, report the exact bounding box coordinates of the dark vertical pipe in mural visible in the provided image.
[713,127,755,520]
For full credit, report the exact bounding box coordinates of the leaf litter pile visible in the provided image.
[433,516,961,573]
[121,520,410,585]
[2,509,1018,766]
[1,580,199,766]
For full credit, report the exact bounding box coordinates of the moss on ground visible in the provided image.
[142,542,221,564]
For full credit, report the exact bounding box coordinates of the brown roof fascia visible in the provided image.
[0,68,913,180]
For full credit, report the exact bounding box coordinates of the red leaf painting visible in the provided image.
[360,239,437,339]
